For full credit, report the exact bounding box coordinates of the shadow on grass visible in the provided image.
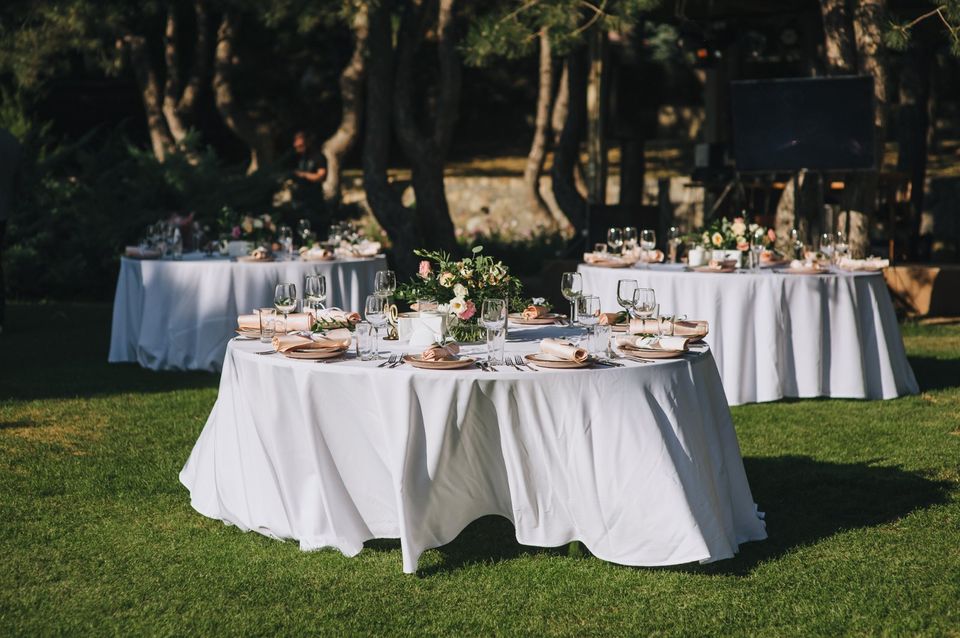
[389,456,950,577]
[908,356,960,392]
[0,302,219,402]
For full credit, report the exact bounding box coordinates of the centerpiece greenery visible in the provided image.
[218,206,277,247]
[396,246,525,342]
[698,216,775,251]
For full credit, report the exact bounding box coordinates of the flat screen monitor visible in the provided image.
[731,76,876,172]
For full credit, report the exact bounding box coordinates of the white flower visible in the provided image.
[253,219,264,229]
[449,296,467,315]
[731,220,746,237]
[453,283,468,298]
[436,303,450,315]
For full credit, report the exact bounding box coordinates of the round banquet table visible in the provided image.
[109,252,386,372]
[179,325,767,574]
[578,263,919,406]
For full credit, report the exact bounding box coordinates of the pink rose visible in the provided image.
[457,300,476,321]
[736,240,749,251]
[767,228,777,243]
[418,260,432,279]
[231,226,242,239]
[733,216,745,224]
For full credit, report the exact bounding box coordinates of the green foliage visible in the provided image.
[5,128,289,300]
[462,0,662,67]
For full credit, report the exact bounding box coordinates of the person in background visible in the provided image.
[0,127,22,334]
[291,130,328,234]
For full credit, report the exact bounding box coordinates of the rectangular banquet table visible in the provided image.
[578,263,919,406]
[180,326,767,574]
[109,253,386,372]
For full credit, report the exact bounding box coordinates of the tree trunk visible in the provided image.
[897,44,932,260]
[523,30,555,226]
[123,35,174,162]
[362,1,421,277]
[820,0,857,73]
[213,12,274,174]
[585,25,608,205]
[162,0,209,145]
[321,3,369,206]
[550,61,588,202]
[392,0,459,254]
[551,48,588,235]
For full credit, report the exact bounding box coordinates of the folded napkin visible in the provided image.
[628,318,708,338]
[271,328,351,353]
[837,256,889,271]
[521,305,550,320]
[238,312,313,332]
[540,338,588,363]
[617,334,689,351]
[583,252,628,265]
[314,308,361,325]
[598,312,628,326]
[124,246,161,259]
[789,259,824,271]
[421,342,461,361]
[640,249,665,263]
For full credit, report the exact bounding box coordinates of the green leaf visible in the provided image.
[472,245,484,254]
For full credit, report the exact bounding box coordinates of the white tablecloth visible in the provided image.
[109,253,386,371]
[180,326,767,574]
[578,264,918,405]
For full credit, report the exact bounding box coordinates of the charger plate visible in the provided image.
[509,313,563,325]
[524,353,590,369]
[402,355,476,370]
[281,348,347,360]
[619,345,685,359]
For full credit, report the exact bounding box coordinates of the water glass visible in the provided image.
[667,226,681,263]
[274,283,297,333]
[576,295,601,344]
[658,310,675,337]
[632,288,656,321]
[617,279,638,316]
[834,230,850,262]
[593,323,611,356]
[640,229,657,253]
[820,233,835,260]
[417,298,438,315]
[481,298,507,364]
[256,307,277,343]
[560,272,582,326]
[751,228,765,271]
[304,274,327,313]
[623,227,638,252]
[355,321,375,360]
[364,294,388,359]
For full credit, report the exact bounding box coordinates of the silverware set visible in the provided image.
[377,354,405,368]
[475,356,539,372]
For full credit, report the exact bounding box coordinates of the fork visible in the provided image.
[255,350,276,355]
[378,354,397,368]
[514,355,538,372]
[389,355,405,368]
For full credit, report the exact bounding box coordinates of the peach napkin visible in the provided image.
[421,342,461,361]
[271,328,351,353]
[125,246,162,259]
[599,312,627,326]
[238,312,313,332]
[628,318,708,338]
[521,305,549,320]
[640,249,665,263]
[315,308,362,325]
[539,338,588,363]
[617,335,689,351]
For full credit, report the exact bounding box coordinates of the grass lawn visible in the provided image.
[1,303,958,636]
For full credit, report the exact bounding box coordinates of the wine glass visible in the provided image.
[576,295,601,348]
[304,274,327,314]
[640,229,657,253]
[667,226,682,263]
[632,288,656,333]
[480,298,507,365]
[790,228,804,259]
[560,272,583,327]
[835,230,850,262]
[297,218,312,245]
[820,233,835,261]
[607,227,624,255]
[364,294,388,359]
[278,225,294,259]
[623,227,638,253]
[751,228,766,271]
[374,270,396,298]
[617,279,638,316]
[274,283,297,333]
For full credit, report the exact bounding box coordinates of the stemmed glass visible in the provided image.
[751,228,766,271]
[274,283,297,333]
[623,227,638,253]
[278,225,294,259]
[632,288,656,333]
[820,233,835,262]
[668,226,682,263]
[790,228,804,259]
[480,298,507,365]
[617,279,639,317]
[607,227,624,255]
[640,229,657,253]
[304,274,327,313]
[364,294,388,359]
[576,295,601,348]
[834,230,850,262]
[297,218,312,245]
[560,272,583,327]
[374,270,396,298]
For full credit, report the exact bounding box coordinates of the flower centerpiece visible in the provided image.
[218,206,277,250]
[396,246,524,342]
[696,216,775,266]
